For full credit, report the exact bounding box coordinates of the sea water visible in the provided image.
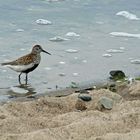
[0,0,140,101]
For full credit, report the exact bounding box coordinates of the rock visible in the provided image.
[109,70,126,80]
[75,99,87,111]
[78,93,92,102]
[97,96,113,111]
[108,83,117,92]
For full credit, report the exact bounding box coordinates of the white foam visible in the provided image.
[116,11,139,20]
[82,60,87,63]
[130,59,140,64]
[110,32,140,38]
[102,53,112,57]
[66,32,80,37]
[59,61,66,64]
[106,49,124,53]
[36,19,52,25]
[44,67,52,70]
[73,73,79,76]
[49,36,69,42]
[65,49,78,53]
[16,29,24,32]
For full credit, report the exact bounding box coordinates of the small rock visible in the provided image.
[75,99,87,111]
[59,73,66,77]
[110,70,126,80]
[97,96,113,111]
[78,93,92,102]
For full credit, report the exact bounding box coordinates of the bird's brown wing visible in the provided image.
[2,53,35,66]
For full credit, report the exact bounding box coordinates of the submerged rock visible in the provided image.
[78,93,92,102]
[110,70,126,80]
[97,96,113,110]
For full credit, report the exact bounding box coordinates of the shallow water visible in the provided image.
[0,0,140,101]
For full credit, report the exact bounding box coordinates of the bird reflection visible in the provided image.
[8,84,36,98]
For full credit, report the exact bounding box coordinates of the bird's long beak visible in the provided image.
[42,49,51,55]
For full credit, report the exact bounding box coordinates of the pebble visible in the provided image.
[78,93,92,102]
[102,53,112,57]
[36,19,52,25]
[59,73,66,77]
[97,96,113,110]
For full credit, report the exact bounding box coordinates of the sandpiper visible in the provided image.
[1,44,51,84]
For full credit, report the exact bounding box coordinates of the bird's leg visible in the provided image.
[18,72,22,84]
[25,73,28,85]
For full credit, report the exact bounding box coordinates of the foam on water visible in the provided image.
[66,32,80,37]
[116,11,139,20]
[110,32,140,38]
[36,19,52,25]
[49,36,69,42]
[106,49,124,53]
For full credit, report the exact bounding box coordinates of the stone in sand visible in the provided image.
[97,96,113,111]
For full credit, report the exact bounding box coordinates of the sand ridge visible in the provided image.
[0,82,140,140]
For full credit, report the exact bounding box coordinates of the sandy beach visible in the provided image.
[0,81,140,140]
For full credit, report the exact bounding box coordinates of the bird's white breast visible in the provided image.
[4,63,34,72]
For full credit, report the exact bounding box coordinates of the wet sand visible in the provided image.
[0,81,140,140]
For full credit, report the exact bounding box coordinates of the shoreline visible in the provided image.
[0,79,140,140]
